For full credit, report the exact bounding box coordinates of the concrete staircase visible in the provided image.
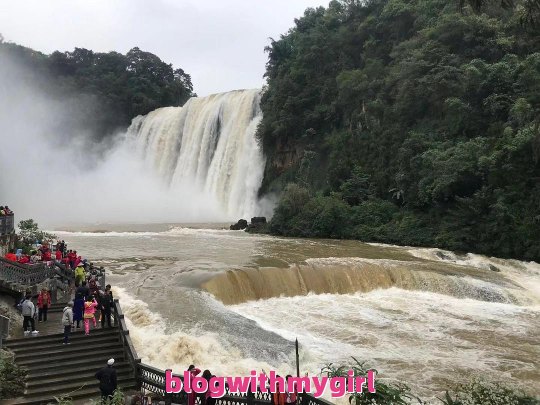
[3,327,138,404]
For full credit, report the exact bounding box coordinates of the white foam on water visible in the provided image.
[228,287,540,399]
[112,287,292,377]
[407,247,540,305]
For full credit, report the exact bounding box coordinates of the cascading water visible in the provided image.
[127,89,266,219]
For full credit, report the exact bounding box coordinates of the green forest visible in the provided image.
[0,39,194,140]
[257,0,540,261]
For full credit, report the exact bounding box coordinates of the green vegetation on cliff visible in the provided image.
[0,38,194,140]
[258,0,540,260]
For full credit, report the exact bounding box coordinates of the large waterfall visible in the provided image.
[126,89,266,219]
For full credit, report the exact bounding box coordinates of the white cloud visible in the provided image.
[0,0,328,96]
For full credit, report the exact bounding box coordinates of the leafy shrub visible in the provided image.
[321,357,414,405]
[441,379,539,405]
[0,350,27,399]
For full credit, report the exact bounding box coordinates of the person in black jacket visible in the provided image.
[100,289,114,328]
[95,358,117,400]
[76,281,90,301]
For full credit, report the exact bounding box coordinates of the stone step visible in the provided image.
[5,327,117,346]
[4,381,138,404]
[25,353,126,374]
[16,346,125,366]
[24,375,136,398]
[14,342,123,362]
[26,366,134,389]
[7,334,120,353]
[26,362,133,384]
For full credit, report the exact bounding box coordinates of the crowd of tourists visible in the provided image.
[19,242,113,340]
[185,366,298,405]
[0,205,13,215]
[61,280,115,341]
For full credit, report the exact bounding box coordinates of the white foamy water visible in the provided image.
[55,228,540,401]
[128,89,268,219]
[228,288,539,398]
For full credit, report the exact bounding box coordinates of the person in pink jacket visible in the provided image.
[83,295,98,335]
[187,365,201,405]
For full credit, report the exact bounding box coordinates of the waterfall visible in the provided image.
[127,89,265,219]
[202,257,525,305]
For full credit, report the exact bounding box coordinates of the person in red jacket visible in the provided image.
[55,249,62,261]
[18,255,30,264]
[37,288,52,322]
[68,250,76,269]
[187,365,201,405]
[42,248,51,262]
[4,249,17,261]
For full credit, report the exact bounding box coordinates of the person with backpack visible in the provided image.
[95,358,118,401]
[100,288,114,328]
[21,294,39,336]
[62,301,74,344]
[37,288,51,322]
[76,280,90,300]
[88,275,100,297]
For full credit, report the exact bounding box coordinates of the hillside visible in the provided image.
[0,39,194,141]
[257,0,540,260]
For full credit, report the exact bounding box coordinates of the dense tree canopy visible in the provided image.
[258,0,540,260]
[0,41,194,140]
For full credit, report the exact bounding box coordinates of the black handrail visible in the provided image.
[112,299,142,385]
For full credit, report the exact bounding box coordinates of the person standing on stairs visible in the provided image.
[62,301,74,344]
[21,294,39,336]
[99,288,114,328]
[83,295,98,335]
[95,358,118,401]
[73,293,84,329]
[37,287,51,322]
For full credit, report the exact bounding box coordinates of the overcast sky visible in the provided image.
[0,0,328,96]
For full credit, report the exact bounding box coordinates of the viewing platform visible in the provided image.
[0,258,333,405]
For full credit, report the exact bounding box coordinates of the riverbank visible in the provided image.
[245,195,540,263]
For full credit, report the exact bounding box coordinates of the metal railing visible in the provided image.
[0,257,74,303]
[136,362,334,405]
[0,257,55,286]
[0,214,14,235]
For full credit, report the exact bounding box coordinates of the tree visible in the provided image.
[17,219,57,246]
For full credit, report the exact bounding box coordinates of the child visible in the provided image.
[83,296,98,335]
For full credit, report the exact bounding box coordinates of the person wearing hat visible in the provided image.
[95,358,117,400]
[74,263,86,287]
[62,301,73,344]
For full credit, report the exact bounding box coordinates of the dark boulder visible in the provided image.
[250,217,267,225]
[489,264,501,272]
[230,219,248,230]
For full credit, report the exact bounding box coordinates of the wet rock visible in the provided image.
[230,219,248,230]
[435,250,453,261]
[489,264,501,272]
[250,217,267,225]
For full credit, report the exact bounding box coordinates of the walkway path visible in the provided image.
[0,260,138,404]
